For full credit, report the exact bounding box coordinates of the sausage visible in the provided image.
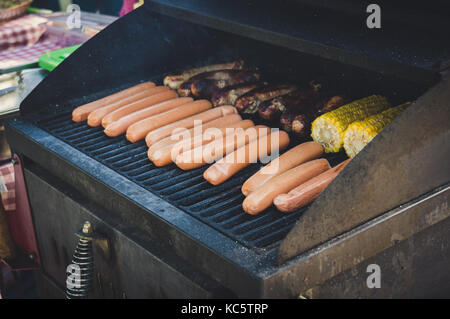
[274,158,351,212]
[290,94,347,137]
[151,120,254,167]
[190,71,260,99]
[203,130,290,185]
[101,92,182,128]
[178,69,247,97]
[72,81,155,122]
[126,100,212,143]
[103,97,193,137]
[87,86,172,127]
[234,84,298,114]
[163,60,244,89]
[143,105,237,146]
[257,83,321,121]
[241,141,324,196]
[211,82,264,107]
[174,122,262,170]
[280,93,346,136]
[148,114,242,151]
[243,158,330,215]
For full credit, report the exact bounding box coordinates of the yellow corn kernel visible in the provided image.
[311,95,390,152]
[343,102,411,157]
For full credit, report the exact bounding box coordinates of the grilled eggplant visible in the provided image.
[211,82,265,106]
[234,84,298,114]
[258,82,322,121]
[190,70,260,99]
[164,60,244,89]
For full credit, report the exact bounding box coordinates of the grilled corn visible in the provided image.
[311,95,390,152]
[343,102,411,158]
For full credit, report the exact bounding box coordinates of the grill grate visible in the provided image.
[33,110,344,252]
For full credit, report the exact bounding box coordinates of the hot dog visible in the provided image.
[274,158,351,212]
[87,86,172,127]
[175,123,264,170]
[101,94,187,128]
[143,105,236,146]
[163,61,244,89]
[72,81,155,122]
[151,120,254,167]
[243,158,330,215]
[241,141,324,196]
[203,130,290,185]
[126,100,212,143]
[148,114,242,150]
[103,97,193,137]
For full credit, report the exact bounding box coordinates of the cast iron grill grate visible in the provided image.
[33,110,344,252]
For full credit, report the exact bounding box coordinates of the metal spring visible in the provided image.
[66,237,94,299]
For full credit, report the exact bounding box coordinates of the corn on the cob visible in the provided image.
[343,102,411,158]
[311,95,390,152]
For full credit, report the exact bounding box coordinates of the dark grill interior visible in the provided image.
[32,109,345,251]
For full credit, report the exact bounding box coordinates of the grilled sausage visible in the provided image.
[243,158,330,215]
[148,114,242,150]
[87,86,172,127]
[257,82,322,121]
[282,93,346,137]
[274,158,351,212]
[241,141,324,196]
[126,100,212,143]
[178,69,248,97]
[152,120,254,167]
[72,81,155,122]
[211,82,265,107]
[103,97,193,137]
[144,105,237,146]
[234,84,298,113]
[190,71,260,99]
[203,130,290,185]
[101,92,183,128]
[175,123,264,170]
[163,60,244,89]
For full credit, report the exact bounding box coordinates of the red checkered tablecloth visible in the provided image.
[0,38,65,68]
[0,14,48,50]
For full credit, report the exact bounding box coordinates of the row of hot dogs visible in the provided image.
[71,60,410,214]
[70,78,348,214]
[163,60,347,138]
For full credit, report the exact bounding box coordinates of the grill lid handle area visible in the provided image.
[277,72,450,264]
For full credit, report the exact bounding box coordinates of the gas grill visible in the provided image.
[5,0,450,298]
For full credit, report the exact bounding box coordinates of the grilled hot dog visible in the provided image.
[241,141,324,196]
[126,100,212,143]
[144,105,237,146]
[103,97,193,137]
[243,158,330,215]
[152,120,254,167]
[274,158,351,212]
[203,130,290,185]
[72,81,155,122]
[87,86,173,127]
